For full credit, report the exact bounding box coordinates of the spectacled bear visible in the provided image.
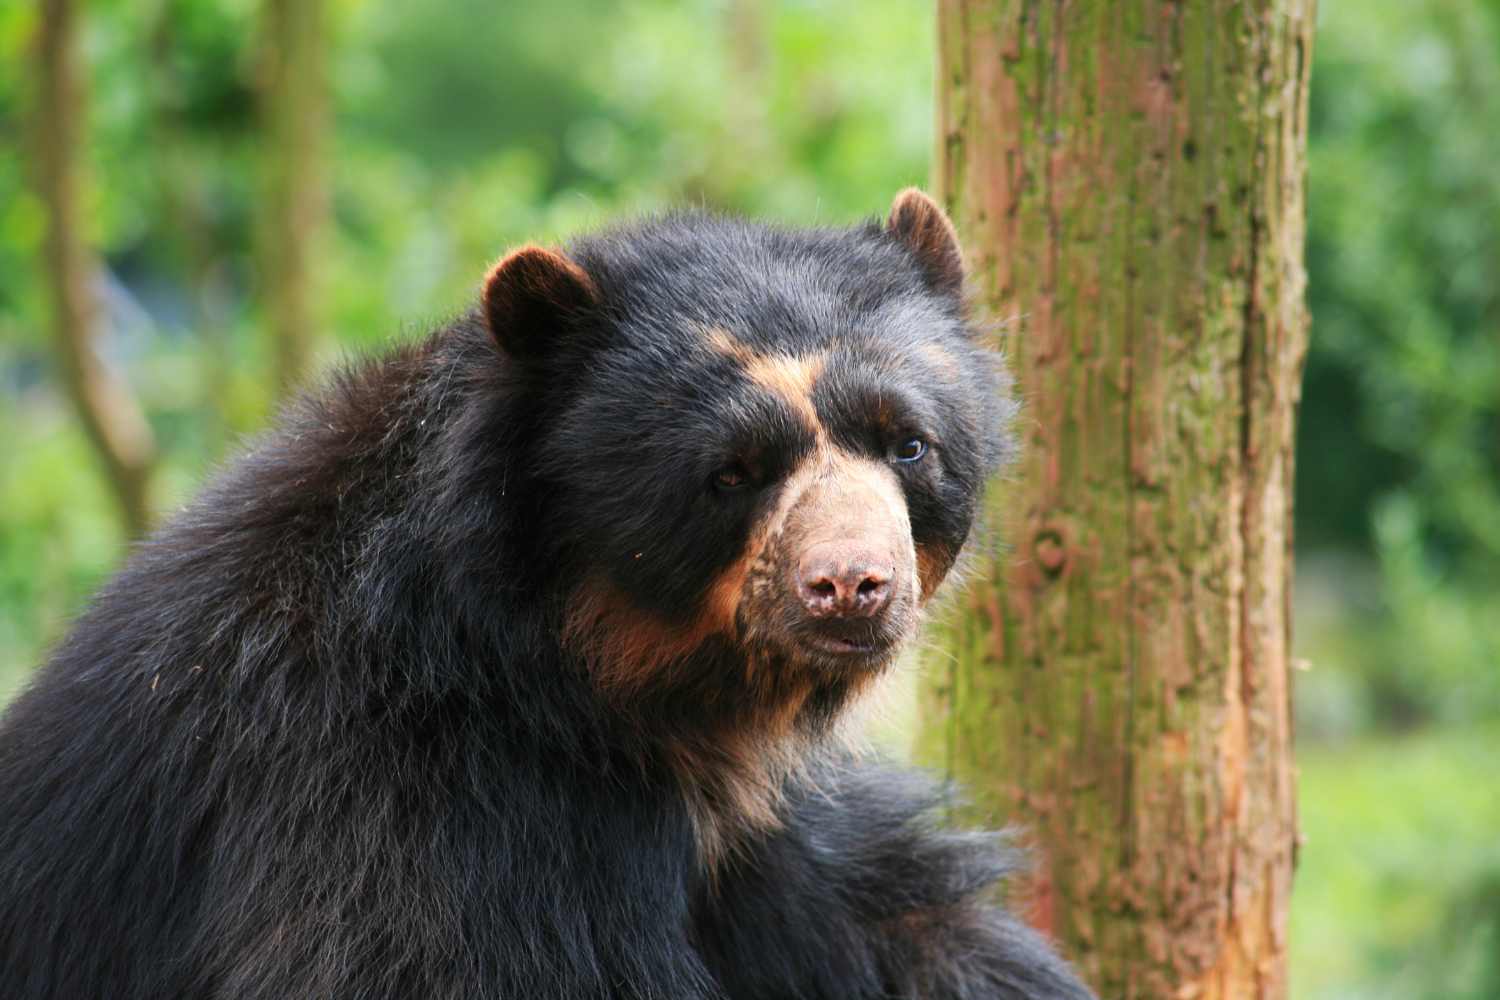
[0,190,1095,999]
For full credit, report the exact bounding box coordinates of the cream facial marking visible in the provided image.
[703,326,827,436]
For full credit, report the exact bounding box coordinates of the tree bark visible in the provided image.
[34,0,158,538]
[259,0,328,397]
[917,3,1313,998]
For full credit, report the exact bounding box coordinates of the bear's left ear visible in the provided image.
[481,245,598,359]
[886,188,965,297]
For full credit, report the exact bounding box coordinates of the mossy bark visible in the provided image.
[918,3,1313,998]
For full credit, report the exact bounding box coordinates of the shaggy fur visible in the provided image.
[0,194,1094,999]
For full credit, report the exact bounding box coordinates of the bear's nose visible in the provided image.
[796,543,894,619]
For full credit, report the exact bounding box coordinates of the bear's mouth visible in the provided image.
[807,634,879,656]
[799,623,906,665]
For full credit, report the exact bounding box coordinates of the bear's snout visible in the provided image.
[795,542,895,620]
[764,448,918,664]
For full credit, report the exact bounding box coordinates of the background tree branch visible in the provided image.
[33,0,158,538]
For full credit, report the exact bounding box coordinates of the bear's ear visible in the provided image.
[886,188,965,296]
[481,245,598,359]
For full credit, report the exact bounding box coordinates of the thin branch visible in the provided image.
[34,0,158,537]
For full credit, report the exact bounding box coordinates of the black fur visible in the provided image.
[0,210,1094,999]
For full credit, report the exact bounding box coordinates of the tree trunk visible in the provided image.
[917,3,1313,998]
[150,0,233,448]
[34,0,158,538]
[259,0,328,397]
[726,0,769,145]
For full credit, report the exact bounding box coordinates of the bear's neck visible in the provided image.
[623,654,885,871]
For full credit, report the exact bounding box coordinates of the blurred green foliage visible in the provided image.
[0,0,1497,996]
[1298,0,1500,731]
[1293,723,1500,1000]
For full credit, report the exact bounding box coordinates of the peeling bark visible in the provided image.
[34,0,158,538]
[917,3,1313,998]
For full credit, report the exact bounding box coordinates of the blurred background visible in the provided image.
[0,1,1497,996]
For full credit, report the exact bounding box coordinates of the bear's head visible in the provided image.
[480,190,1015,852]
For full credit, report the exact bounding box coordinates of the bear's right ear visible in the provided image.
[886,188,965,297]
[481,245,598,359]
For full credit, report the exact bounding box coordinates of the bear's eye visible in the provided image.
[713,463,752,492]
[892,437,927,464]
